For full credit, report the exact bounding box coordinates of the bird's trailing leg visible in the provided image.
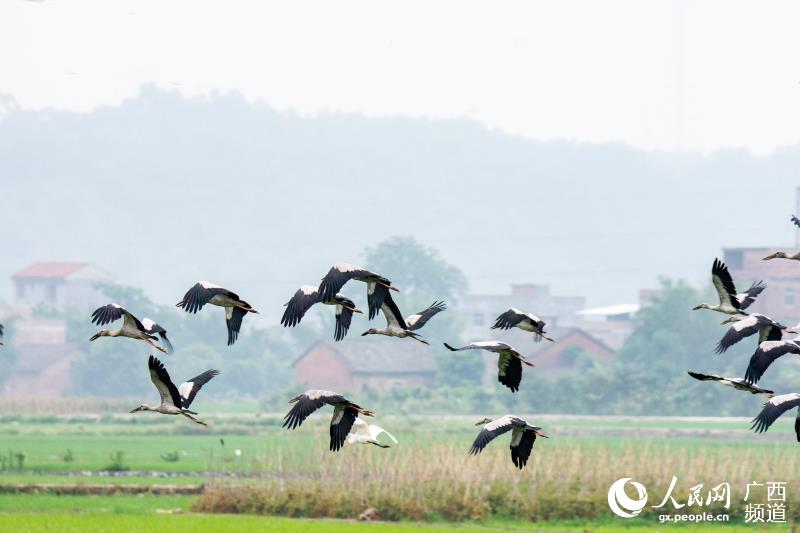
[144,338,167,353]
[181,411,208,426]
[409,333,430,345]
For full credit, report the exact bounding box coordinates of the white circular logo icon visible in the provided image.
[607,478,648,518]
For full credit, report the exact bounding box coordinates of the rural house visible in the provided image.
[293,339,437,391]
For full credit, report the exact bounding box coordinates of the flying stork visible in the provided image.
[744,339,800,384]
[692,258,765,315]
[176,281,258,345]
[715,314,794,354]
[751,392,800,442]
[283,390,375,451]
[470,415,548,469]
[281,285,363,341]
[317,263,399,320]
[361,296,445,344]
[764,216,800,260]
[491,309,553,342]
[443,341,533,392]
[346,417,399,448]
[129,355,219,426]
[89,304,172,354]
[687,371,773,397]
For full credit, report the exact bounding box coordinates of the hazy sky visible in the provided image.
[3,0,800,154]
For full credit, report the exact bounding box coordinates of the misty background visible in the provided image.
[2,1,800,416]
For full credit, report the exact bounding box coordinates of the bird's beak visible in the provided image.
[361,331,369,336]
[89,333,100,341]
[691,305,702,311]
[474,420,487,426]
[720,317,735,325]
[352,307,364,314]
[129,407,141,413]
[763,253,778,260]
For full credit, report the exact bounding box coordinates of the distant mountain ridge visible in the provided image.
[1,85,798,313]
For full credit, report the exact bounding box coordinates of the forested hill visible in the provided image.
[1,85,798,312]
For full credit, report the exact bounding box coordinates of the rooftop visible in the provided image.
[13,262,89,279]
[296,339,436,374]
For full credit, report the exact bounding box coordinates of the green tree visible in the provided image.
[363,236,478,386]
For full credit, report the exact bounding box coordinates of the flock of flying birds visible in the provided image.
[0,264,554,469]
[690,215,800,441]
[6,227,800,466]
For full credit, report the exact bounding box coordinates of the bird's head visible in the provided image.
[89,330,109,341]
[361,328,378,336]
[129,404,148,413]
[720,315,741,326]
[474,417,493,426]
[691,304,709,311]
[763,252,786,260]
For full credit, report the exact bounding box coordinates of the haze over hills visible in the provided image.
[1,85,798,317]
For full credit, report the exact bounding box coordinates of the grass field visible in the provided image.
[0,411,797,530]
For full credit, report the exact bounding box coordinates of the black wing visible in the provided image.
[751,393,800,436]
[176,283,213,313]
[763,325,784,343]
[687,371,721,382]
[226,307,246,346]
[405,301,446,331]
[497,353,523,393]
[91,304,130,326]
[510,429,537,470]
[283,391,347,430]
[142,319,173,354]
[330,405,358,452]
[318,264,374,303]
[792,215,800,229]
[281,287,321,327]
[334,306,355,342]
[711,258,739,309]
[469,417,517,455]
[148,355,182,409]
[368,282,389,320]
[380,292,408,329]
[491,309,525,330]
[745,342,800,384]
[179,369,220,409]
[715,314,772,354]
[738,280,766,310]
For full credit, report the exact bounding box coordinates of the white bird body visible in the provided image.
[283,389,375,452]
[470,415,547,469]
[89,304,171,353]
[281,285,363,341]
[752,392,800,441]
[176,281,258,345]
[347,417,398,448]
[693,258,765,315]
[130,355,219,426]
[492,308,553,342]
[443,341,533,392]
[361,295,445,344]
